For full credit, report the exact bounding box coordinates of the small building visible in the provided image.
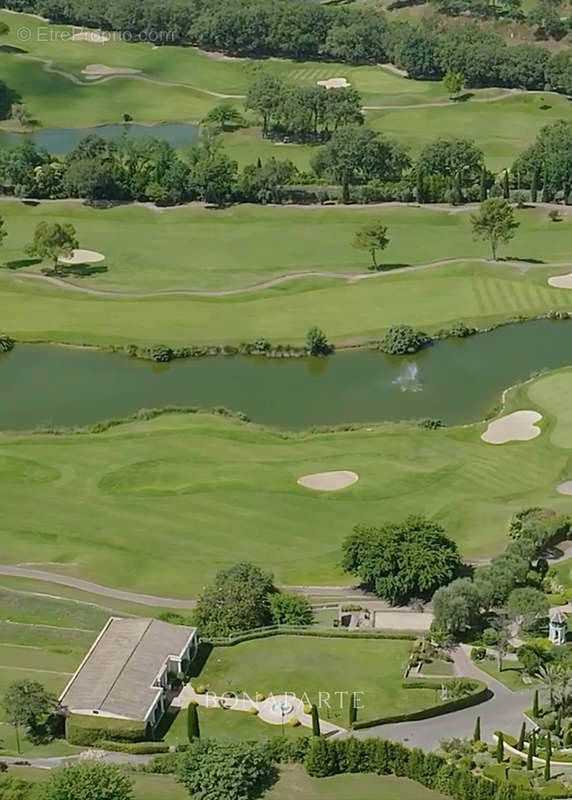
[59,617,198,730]
[549,609,567,646]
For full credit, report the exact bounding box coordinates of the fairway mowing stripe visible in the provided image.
[518,281,536,311]
[471,276,488,314]
[493,279,517,312]
[479,279,503,313]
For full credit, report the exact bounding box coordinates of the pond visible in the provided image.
[0,122,200,154]
[1,319,571,431]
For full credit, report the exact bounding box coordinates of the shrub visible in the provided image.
[142,752,182,774]
[471,646,486,661]
[65,715,147,745]
[99,740,170,754]
[378,325,431,355]
[249,707,259,715]
[447,321,477,338]
[288,717,301,727]
[0,334,14,353]
[193,684,207,694]
[255,692,267,702]
[482,628,499,646]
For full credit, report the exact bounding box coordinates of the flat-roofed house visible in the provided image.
[59,617,198,729]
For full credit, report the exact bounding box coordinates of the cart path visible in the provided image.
[4,255,572,298]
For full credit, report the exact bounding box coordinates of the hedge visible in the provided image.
[352,680,489,729]
[99,740,170,754]
[66,714,148,745]
[204,627,417,646]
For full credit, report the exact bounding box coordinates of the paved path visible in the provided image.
[353,646,535,749]
[5,255,571,299]
[0,564,197,609]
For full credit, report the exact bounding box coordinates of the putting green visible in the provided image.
[528,370,572,449]
[0,368,570,596]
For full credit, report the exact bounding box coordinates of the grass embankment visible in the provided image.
[1,203,572,347]
[0,367,570,594]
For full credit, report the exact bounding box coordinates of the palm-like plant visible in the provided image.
[538,663,572,710]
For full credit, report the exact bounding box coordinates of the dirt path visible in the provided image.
[4,255,571,299]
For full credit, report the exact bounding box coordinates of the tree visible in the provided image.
[246,74,285,137]
[527,737,533,769]
[305,736,337,777]
[0,215,7,250]
[341,515,461,605]
[269,593,313,625]
[506,587,549,632]
[311,703,320,736]
[473,716,481,742]
[379,325,430,355]
[517,721,526,750]
[533,689,539,717]
[202,103,246,132]
[192,562,275,637]
[3,681,55,754]
[538,664,562,708]
[433,578,482,635]
[352,222,389,270]
[0,774,35,800]
[187,701,200,741]
[349,692,357,727]
[443,71,464,98]
[416,138,483,185]
[497,731,504,764]
[470,197,519,260]
[10,103,31,127]
[188,133,237,206]
[36,762,133,800]
[25,222,78,272]
[544,735,551,781]
[496,628,510,672]
[177,739,275,800]
[306,326,332,356]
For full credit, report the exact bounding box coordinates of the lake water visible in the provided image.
[0,122,200,154]
[1,319,571,430]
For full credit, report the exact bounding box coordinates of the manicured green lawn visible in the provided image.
[196,636,440,725]
[475,659,532,691]
[165,705,311,744]
[2,202,572,347]
[420,659,455,676]
[267,765,450,800]
[0,366,570,595]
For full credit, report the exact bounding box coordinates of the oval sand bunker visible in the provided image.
[557,481,572,495]
[297,470,358,491]
[59,249,105,265]
[548,273,572,289]
[481,410,542,444]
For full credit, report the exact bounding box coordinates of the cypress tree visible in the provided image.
[349,692,357,727]
[527,737,533,770]
[532,689,539,718]
[473,716,481,742]
[496,731,504,764]
[311,703,321,736]
[416,167,425,204]
[480,167,487,201]
[503,169,510,200]
[556,709,562,737]
[517,721,526,751]
[544,736,551,781]
[531,729,536,757]
[530,168,538,203]
[186,701,200,741]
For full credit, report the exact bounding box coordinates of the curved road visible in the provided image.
[5,255,571,299]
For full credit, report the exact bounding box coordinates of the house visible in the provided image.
[59,617,198,729]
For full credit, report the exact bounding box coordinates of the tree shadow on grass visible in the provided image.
[502,255,545,264]
[41,264,108,278]
[0,44,27,55]
[451,92,474,103]
[375,262,411,271]
[4,257,41,270]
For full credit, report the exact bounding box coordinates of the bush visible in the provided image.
[378,325,431,355]
[288,717,301,727]
[482,628,499,646]
[99,740,170,754]
[0,334,15,353]
[249,707,259,715]
[471,646,486,661]
[142,753,182,774]
[193,684,207,694]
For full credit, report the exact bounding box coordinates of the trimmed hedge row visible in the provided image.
[352,680,489,729]
[204,627,417,646]
[100,740,170,754]
[66,715,148,745]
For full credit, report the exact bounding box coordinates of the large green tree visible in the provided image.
[192,562,275,637]
[26,222,78,271]
[341,515,461,604]
[432,578,482,635]
[352,222,389,270]
[37,762,133,800]
[3,681,55,754]
[470,197,519,260]
[177,739,275,800]
[506,587,550,632]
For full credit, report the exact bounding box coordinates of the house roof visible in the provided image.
[550,609,568,624]
[59,617,196,721]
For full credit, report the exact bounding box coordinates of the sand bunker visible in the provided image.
[481,410,542,444]
[317,77,350,89]
[557,481,572,495]
[82,64,141,80]
[548,273,572,289]
[71,31,109,43]
[59,249,105,265]
[297,470,358,491]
